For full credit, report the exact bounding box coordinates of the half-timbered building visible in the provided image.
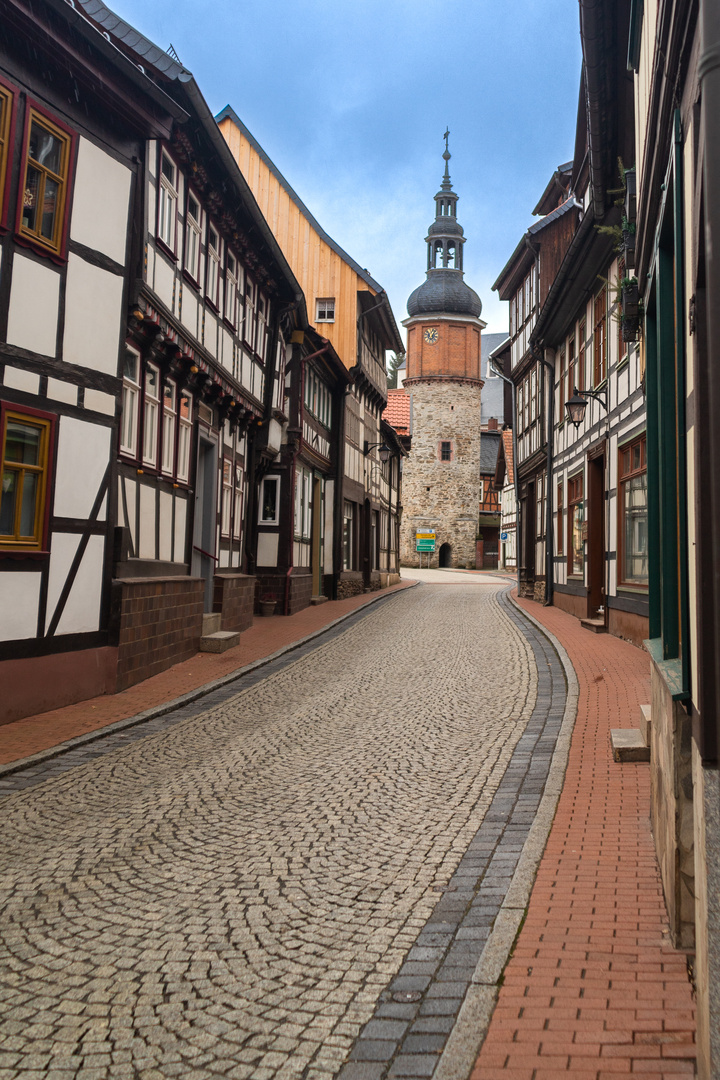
[476,425,502,570]
[217,106,405,598]
[0,0,183,722]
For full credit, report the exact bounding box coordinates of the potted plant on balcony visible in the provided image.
[259,594,276,617]
[621,276,640,341]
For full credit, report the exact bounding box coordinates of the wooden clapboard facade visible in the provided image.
[217,107,406,598]
[0,0,182,723]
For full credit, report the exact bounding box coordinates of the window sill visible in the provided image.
[182,268,201,292]
[644,637,689,701]
[155,237,178,264]
[0,548,49,560]
[205,298,220,316]
[14,231,67,265]
[617,583,649,594]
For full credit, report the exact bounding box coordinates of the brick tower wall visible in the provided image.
[400,380,482,569]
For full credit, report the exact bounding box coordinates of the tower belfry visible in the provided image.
[400,135,486,569]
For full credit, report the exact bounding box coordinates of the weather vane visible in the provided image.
[443,128,450,153]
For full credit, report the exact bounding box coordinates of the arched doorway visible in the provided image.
[439,542,452,568]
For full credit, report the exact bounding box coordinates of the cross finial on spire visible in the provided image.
[444,128,450,153]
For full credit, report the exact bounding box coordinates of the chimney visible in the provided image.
[488,417,499,431]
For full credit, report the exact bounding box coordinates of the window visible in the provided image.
[0,81,14,226]
[232,464,243,540]
[177,391,192,483]
[184,191,201,281]
[0,408,52,549]
[479,479,484,503]
[578,318,586,391]
[593,288,607,386]
[221,459,232,537]
[567,336,576,404]
[225,251,239,325]
[618,434,648,586]
[207,223,220,307]
[617,258,628,366]
[161,382,177,475]
[120,346,141,456]
[316,297,335,323]
[260,474,280,524]
[244,277,256,349]
[343,500,355,570]
[304,369,332,428]
[440,440,452,461]
[158,150,178,252]
[568,472,584,575]
[557,482,564,556]
[558,347,565,424]
[19,109,72,256]
[142,363,161,467]
[256,292,268,361]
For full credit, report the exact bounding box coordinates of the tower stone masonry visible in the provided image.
[400,134,486,569]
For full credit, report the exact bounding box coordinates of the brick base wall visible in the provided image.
[112,576,204,692]
[213,572,255,632]
[254,571,312,615]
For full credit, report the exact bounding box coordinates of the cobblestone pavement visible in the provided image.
[0,583,562,1080]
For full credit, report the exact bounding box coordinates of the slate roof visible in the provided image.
[479,430,502,474]
[383,389,410,435]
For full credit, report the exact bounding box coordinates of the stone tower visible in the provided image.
[401,134,486,569]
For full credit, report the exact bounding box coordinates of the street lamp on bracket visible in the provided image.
[565,386,608,430]
[363,440,392,463]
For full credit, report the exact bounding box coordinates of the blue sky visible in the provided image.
[112,0,583,342]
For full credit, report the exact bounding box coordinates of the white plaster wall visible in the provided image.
[63,255,124,374]
[138,484,155,559]
[6,255,60,356]
[257,531,278,567]
[3,367,40,394]
[47,378,78,405]
[71,137,131,264]
[0,572,40,640]
[153,251,174,313]
[45,533,104,636]
[53,417,110,521]
[204,310,217,356]
[174,498,186,562]
[121,477,137,552]
[181,289,199,340]
[84,388,115,416]
[159,490,173,561]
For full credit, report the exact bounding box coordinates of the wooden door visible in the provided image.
[587,448,606,620]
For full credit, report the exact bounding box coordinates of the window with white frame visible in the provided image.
[177,391,192,483]
[161,382,177,475]
[221,458,232,537]
[120,345,141,456]
[294,465,312,539]
[185,191,202,281]
[233,463,243,539]
[225,251,238,325]
[143,363,161,466]
[244,277,256,349]
[158,151,178,251]
[304,368,332,428]
[316,297,335,322]
[342,500,355,569]
[259,474,280,524]
[256,292,268,361]
[207,223,220,307]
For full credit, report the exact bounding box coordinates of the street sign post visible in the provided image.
[416,530,436,566]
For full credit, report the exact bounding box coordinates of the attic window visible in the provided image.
[316,297,335,323]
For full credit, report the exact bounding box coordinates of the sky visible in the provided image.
[110,0,583,344]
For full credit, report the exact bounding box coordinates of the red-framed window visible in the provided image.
[119,344,192,486]
[567,471,584,575]
[183,187,202,283]
[558,346,566,424]
[206,221,221,310]
[578,317,586,391]
[16,101,75,261]
[593,288,607,386]
[0,77,18,232]
[0,401,56,551]
[618,433,648,587]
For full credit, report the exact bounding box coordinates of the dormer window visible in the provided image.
[316,297,335,323]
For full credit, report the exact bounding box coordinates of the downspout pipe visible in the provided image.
[536,348,555,607]
[699,0,720,763]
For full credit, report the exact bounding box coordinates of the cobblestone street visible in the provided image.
[0,582,566,1080]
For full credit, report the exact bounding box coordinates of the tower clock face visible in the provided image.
[423,327,439,345]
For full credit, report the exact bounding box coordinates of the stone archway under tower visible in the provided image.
[439,542,452,568]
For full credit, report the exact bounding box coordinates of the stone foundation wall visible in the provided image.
[112,576,204,692]
[0,647,118,725]
[400,381,482,569]
[649,657,695,948]
[337,572,363,600]
[213,572,255,633]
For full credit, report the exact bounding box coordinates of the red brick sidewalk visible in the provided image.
[0,582,413,766]
[471,595,696,1079]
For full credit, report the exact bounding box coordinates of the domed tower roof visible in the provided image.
[407,132,482,318]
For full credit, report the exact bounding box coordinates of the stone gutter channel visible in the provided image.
[0,584,579,1080]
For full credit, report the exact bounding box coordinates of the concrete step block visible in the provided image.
[640,703,652,746]
[581,617,607,634]
[310,595,328,605]
[202,613,222,636]
[611,728,650,763]
[199,630,240,654]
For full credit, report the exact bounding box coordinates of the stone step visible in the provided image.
[640,703,652,746]
[202,612,222,636]
[581,617,607,633]
[611,728,650,763]
[310,595,328,605]
[200,630,240,654]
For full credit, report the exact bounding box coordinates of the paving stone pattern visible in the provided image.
[0,584,562,1079]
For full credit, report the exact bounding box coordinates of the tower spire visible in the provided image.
[442,128,452,191]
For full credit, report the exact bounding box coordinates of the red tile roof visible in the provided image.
[383,389,410,435]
